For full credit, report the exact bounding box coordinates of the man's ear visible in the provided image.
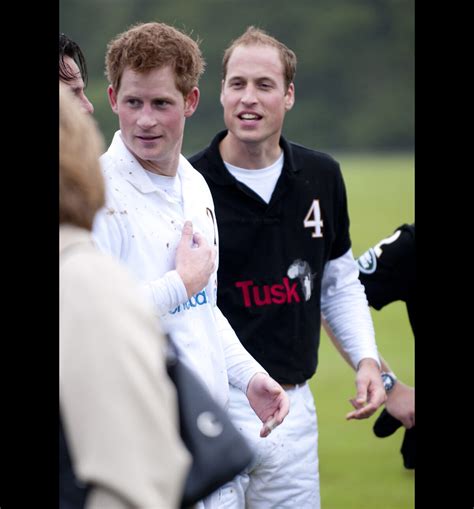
[220,79,225,108]
[184,87,200,117]
[107,85,119,114]
[284,83,295,111]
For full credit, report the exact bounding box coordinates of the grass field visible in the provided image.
[311,153,415,509]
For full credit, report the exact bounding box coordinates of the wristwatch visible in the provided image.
[381,371,397,393]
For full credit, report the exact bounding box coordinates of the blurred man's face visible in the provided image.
[60,56,94,114]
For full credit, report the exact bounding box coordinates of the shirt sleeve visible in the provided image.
[92,204,125,259]
[139,271,189,317]
[213,305,267,393]
[321,248,380,368]
[329,161,352,260]
[357,224,415,309]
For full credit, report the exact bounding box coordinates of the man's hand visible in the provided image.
[385,381,415,429]
[175,221,217,297]
[246,373,290,438]
[346,358,386,420]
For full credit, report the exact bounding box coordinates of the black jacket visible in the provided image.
[190,131,351,383]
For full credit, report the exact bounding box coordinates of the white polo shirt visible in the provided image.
[93,131,265,408]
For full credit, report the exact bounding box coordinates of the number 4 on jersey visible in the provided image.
[304,200,324,238]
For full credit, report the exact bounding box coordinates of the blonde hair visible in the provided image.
[105,21,205,97]
[222,26,297,91]
[59,84,105,230]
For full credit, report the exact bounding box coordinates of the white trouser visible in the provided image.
[200,382,320,509]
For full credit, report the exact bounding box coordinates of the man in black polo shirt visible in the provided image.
[189,26,386,508]
[358,224,415,469]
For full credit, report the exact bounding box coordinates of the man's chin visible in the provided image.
[232,129,264,143]
[134,147,160,161]
[129,147,160,167]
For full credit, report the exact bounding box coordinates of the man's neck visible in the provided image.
[219,132,282,170]
[135,153,180,177]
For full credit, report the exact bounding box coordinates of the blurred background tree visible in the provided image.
[59,0,413,156]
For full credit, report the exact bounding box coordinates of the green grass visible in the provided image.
[310,153,414,509]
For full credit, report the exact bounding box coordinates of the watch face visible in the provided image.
[382,373,395,392]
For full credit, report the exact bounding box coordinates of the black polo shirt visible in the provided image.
[189,131,351,384]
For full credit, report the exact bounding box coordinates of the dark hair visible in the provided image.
[60,33,89,86]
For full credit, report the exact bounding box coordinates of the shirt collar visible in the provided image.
[198,130,299,186]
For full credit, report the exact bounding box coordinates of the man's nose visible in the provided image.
[81,94,94,114]
[137,107,158,128]
[241,85,257,104]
